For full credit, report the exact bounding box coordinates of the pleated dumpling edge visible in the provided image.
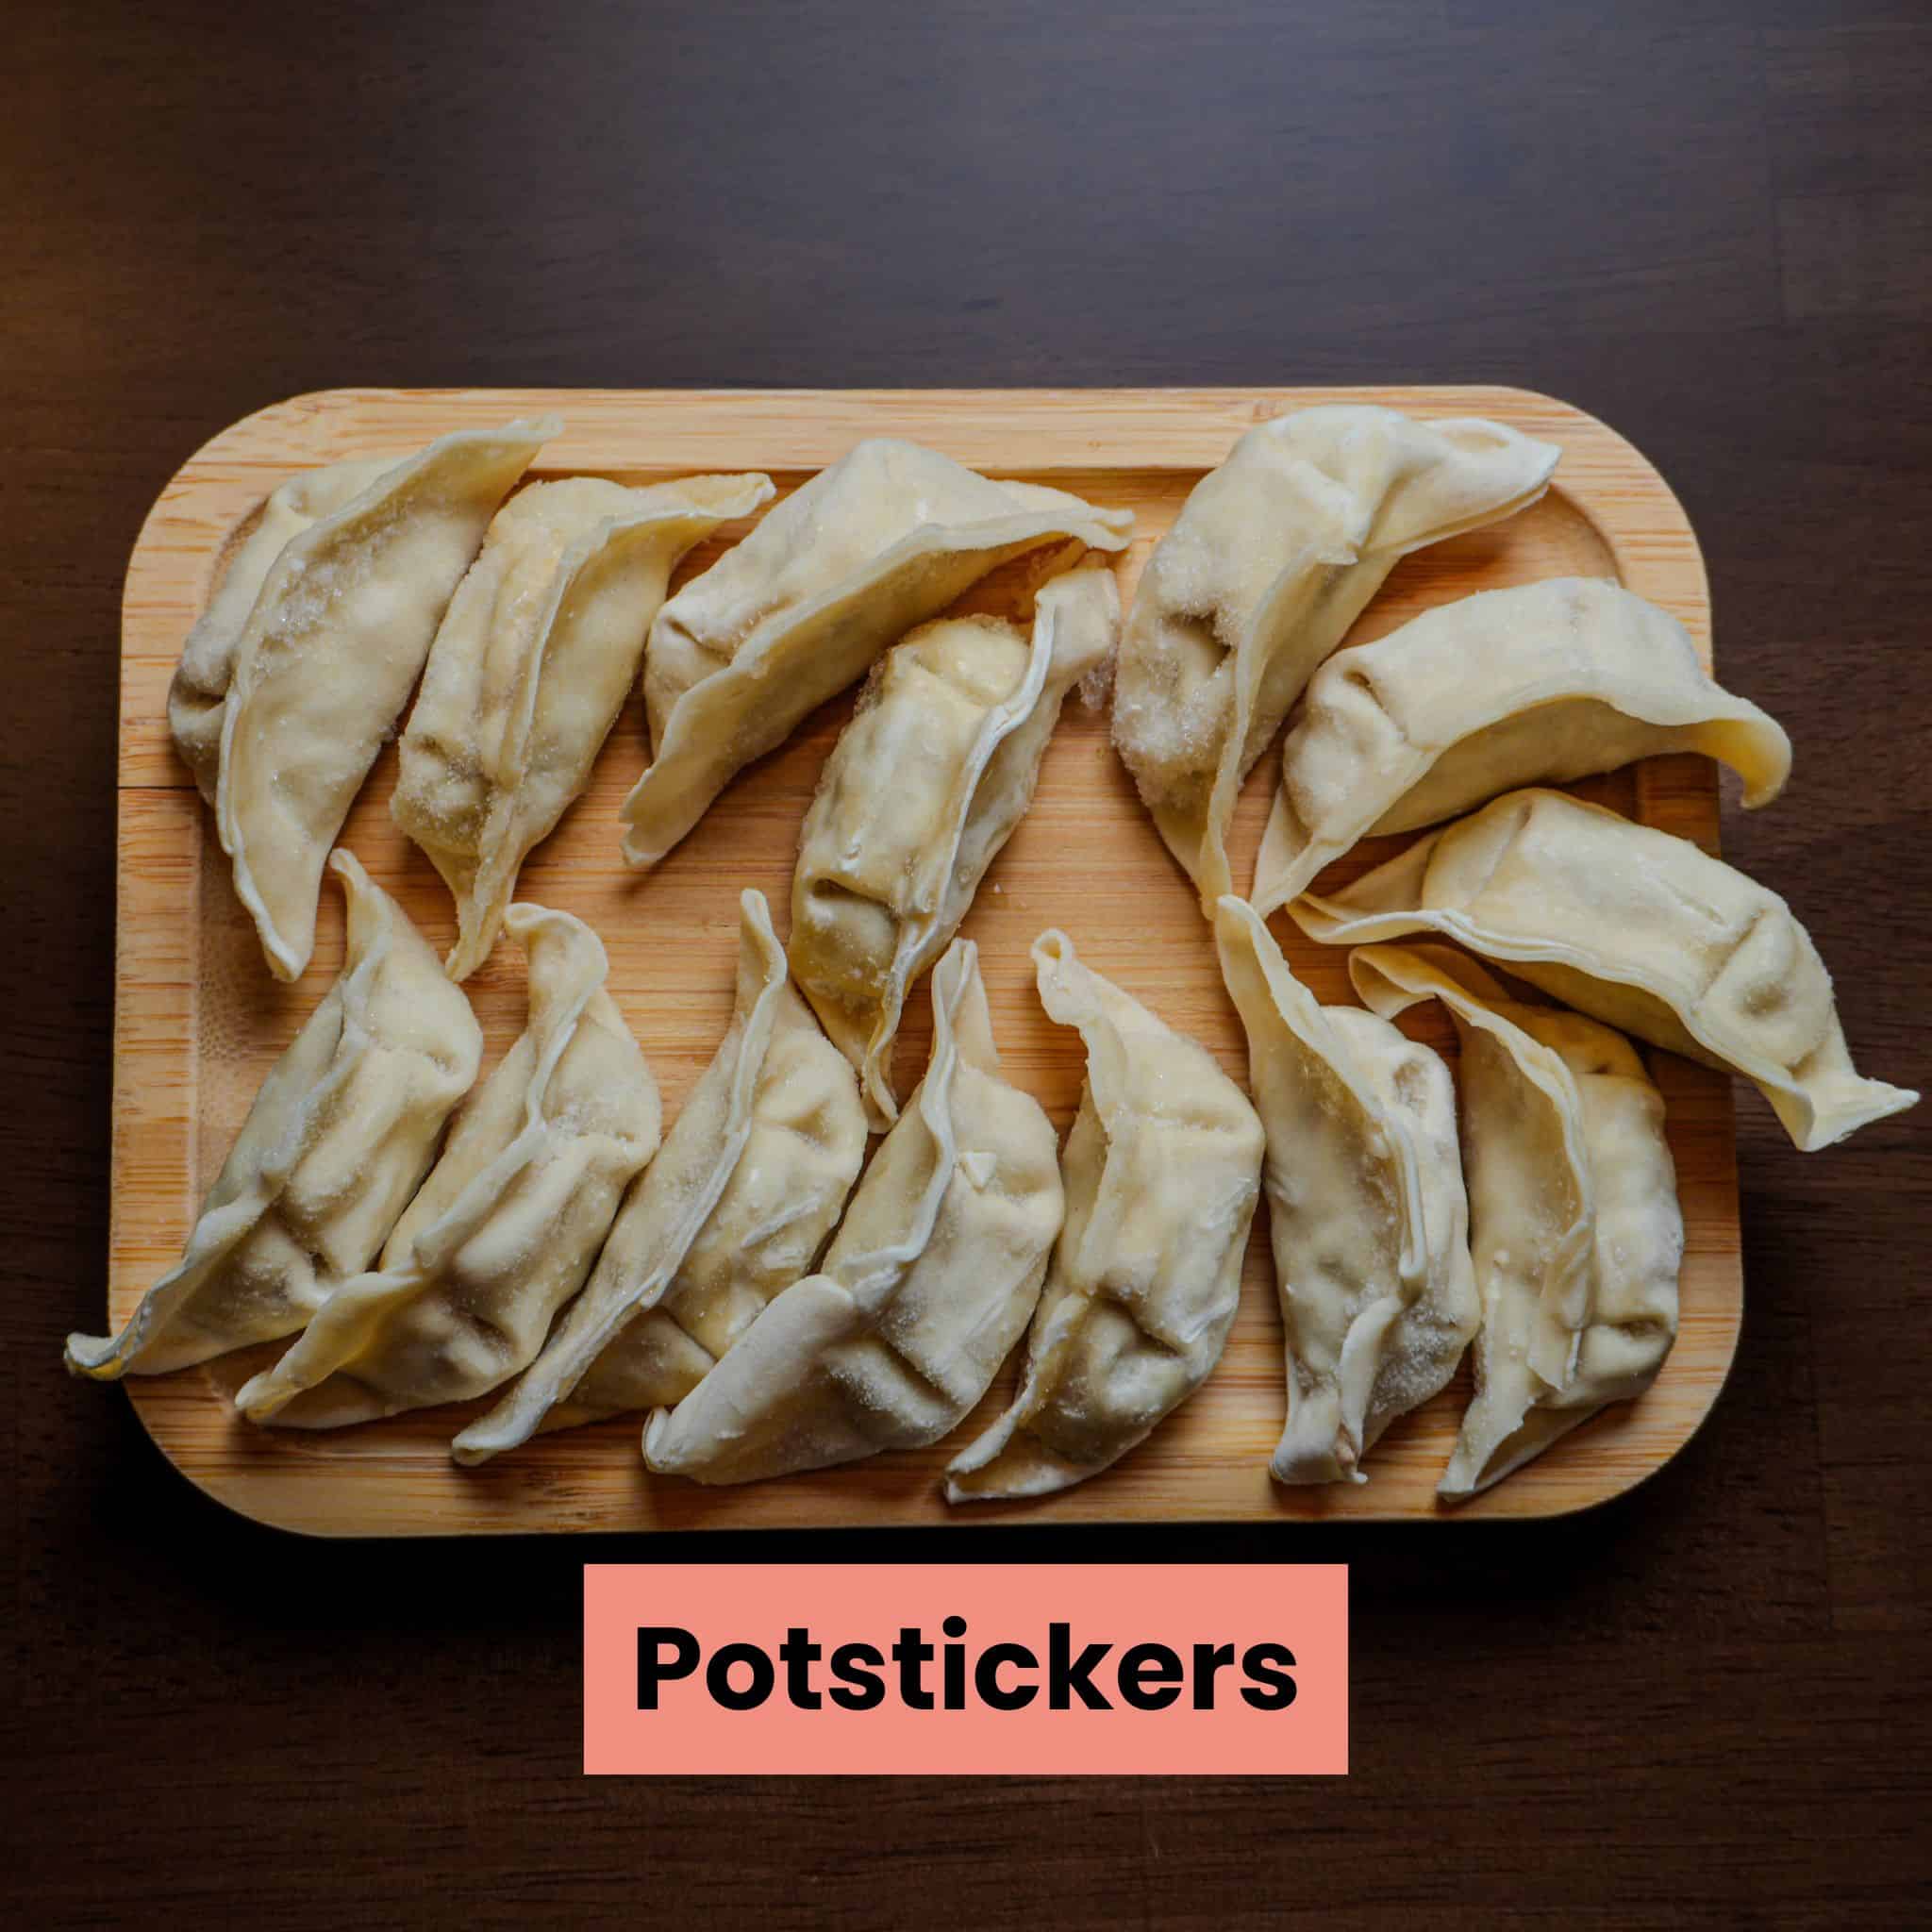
[1112,404,1560,914]
[1348,942,1683,1499]
[642,938,1063,1485]
[621,438,1132,871]
[1214,898,1477,1487]
[790,559,1121,1128]
[215,415,559,981]
[944,929,1264,1502]
[1251,575,1792,914]
[395,470,776,981]
[68,851,482,1381]
[1289,789,1918,1152]
[233,902,660,1429]
[450,888,866,1465]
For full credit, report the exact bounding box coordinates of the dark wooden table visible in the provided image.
[6,3,1927,1924]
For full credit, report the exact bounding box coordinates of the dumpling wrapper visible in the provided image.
[235,905,660,1427]
[1349,944,1684,1498]
[791,561,1120,1127]
[394,471,775,979]
[168,455,395,802]
[452,890,865,1463]
[944,930,1264,1502]
[1214,899,1477,1486]
[217,416,558,980]
[620,437,1132,869]
[1112,405,1558,911]
[1288,788,1918,1152]
[643,940,1063,1484]
[1252,575,1793,912]
[66,852,481,1380]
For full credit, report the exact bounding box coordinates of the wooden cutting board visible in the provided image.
[108,386,1742,1534]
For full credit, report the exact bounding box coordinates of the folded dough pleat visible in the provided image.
[1252,576,1792,912]
[395,471,775,979]
[451,890,865,1464]
[67,852,482,1380]
[643,939,1063,1484]
[1349,944,1684,1497]
[620,438,1132,869]
[944,930,1264,1501]
[217,416,559,980]
[791,560,1120,1127]
[1112,405,1558,911]
[1289,788,1918,1151]
[168,456,395,802]
[1213,899,1477,1485]
[234,905,660,1427]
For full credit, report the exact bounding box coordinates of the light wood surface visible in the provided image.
[109,385,1741,1535]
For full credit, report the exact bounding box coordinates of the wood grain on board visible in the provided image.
[110,386,1741,1535]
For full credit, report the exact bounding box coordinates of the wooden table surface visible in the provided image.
[5,3,1927,1925]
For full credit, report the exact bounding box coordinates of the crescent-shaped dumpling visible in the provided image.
[620,438,1132,869]
[1348,944,1683,1498]
[216,417,559,979]
[235,906,660,1428]
[1252,576,1791,912]
[168,455,395,802]
[944,930,1264,1502]
[451,890,864,1464]
[1288,789,1918,1151]
[1111,405,1558,912]
[642,940,1063,1484]
[790,561,1119,1128]
[1214,899,1477,1486]
[66,853,481,1380]
[394,471,774,978]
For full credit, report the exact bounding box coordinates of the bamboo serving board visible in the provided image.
[110,386,1742,1536]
